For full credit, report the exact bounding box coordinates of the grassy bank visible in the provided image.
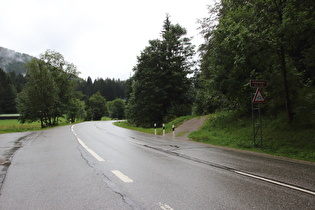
[189,111,315,162]
[114,115,197,135]
[115,112,314,162]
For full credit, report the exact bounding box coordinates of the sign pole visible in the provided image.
[252,102,262,147]
[250,80,267,147]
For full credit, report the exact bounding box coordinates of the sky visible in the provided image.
[1,0,216,81]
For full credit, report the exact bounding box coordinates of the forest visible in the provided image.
[195,0,315,127]
[0,0,314,129]
[0,68,125,112]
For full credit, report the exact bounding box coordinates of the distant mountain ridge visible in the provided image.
[0,47,35,74]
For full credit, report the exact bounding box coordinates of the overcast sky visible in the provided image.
[1,0,215,80]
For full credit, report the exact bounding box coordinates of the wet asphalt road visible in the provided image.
[0,121,314,209]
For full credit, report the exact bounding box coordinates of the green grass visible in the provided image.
[114,115,197,135]
[0,116,114,134]
[101,116,112,121]
[115,112,315,162]
[0,117,83,134]
[0,119,42,134]
[189,111,315,162]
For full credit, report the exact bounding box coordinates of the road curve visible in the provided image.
[0,121,314,209]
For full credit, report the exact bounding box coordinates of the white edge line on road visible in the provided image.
[234,170,315,196]
[71,125,105,162]
[111,170,133,183]
[158,202,174,210]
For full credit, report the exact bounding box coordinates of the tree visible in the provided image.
[107,98,125,119]
[86,92,108,121]
[17,59,59,127]
[127,15,195,127]
[197,0,315,124]
[16,50,79,127]
[66,98,86,123]
[0,68,25,114]
[75,77,126,102]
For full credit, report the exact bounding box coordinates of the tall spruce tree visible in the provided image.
[126,15,195,127]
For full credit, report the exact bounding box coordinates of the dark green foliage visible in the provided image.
[127,15,195,127]
[107,98,125,120]
[16,50,79,128]
[0,68,26,114]
[76,77,125,101]
[196,0,315,125]
[66,98,86,123]
[85,92,108,121]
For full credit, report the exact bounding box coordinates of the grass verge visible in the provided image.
[0,118,85,134]
[114,115,197,135]
[114,112,314,162]
[0,119,42,134]
[189,111,315,162]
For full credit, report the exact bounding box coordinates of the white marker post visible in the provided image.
[162,124,165,136]
[172,125,175,139]
[154,123,157,135]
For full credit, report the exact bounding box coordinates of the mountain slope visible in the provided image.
[0,47,35,74]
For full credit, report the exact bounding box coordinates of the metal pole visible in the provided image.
[259,104,262,146]
[252,102,262,147]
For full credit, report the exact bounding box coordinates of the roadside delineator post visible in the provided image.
[172,125,175,139]
[162,124,165,136]
[154,123,157,135]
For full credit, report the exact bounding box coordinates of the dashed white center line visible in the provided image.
[158,202,174,210]
[77,138,105,162]
[71,125,105,162]
[111,170,133,183]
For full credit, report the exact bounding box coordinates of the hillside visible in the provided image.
[0,47,35,74]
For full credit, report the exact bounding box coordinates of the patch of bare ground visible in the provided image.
[165,116,207,141]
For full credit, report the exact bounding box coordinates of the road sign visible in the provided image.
[250,80,268,88]
[252,88,266,103]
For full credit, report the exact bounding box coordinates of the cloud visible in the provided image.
[1,0,213,80]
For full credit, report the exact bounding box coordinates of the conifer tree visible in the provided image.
[127,15,195,127]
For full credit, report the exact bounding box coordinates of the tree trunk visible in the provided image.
[276,0,293,124]
[279,46,293,124]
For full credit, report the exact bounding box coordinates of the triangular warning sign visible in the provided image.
[252,88,266,103]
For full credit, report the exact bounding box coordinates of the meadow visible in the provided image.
[0,119,42,134]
